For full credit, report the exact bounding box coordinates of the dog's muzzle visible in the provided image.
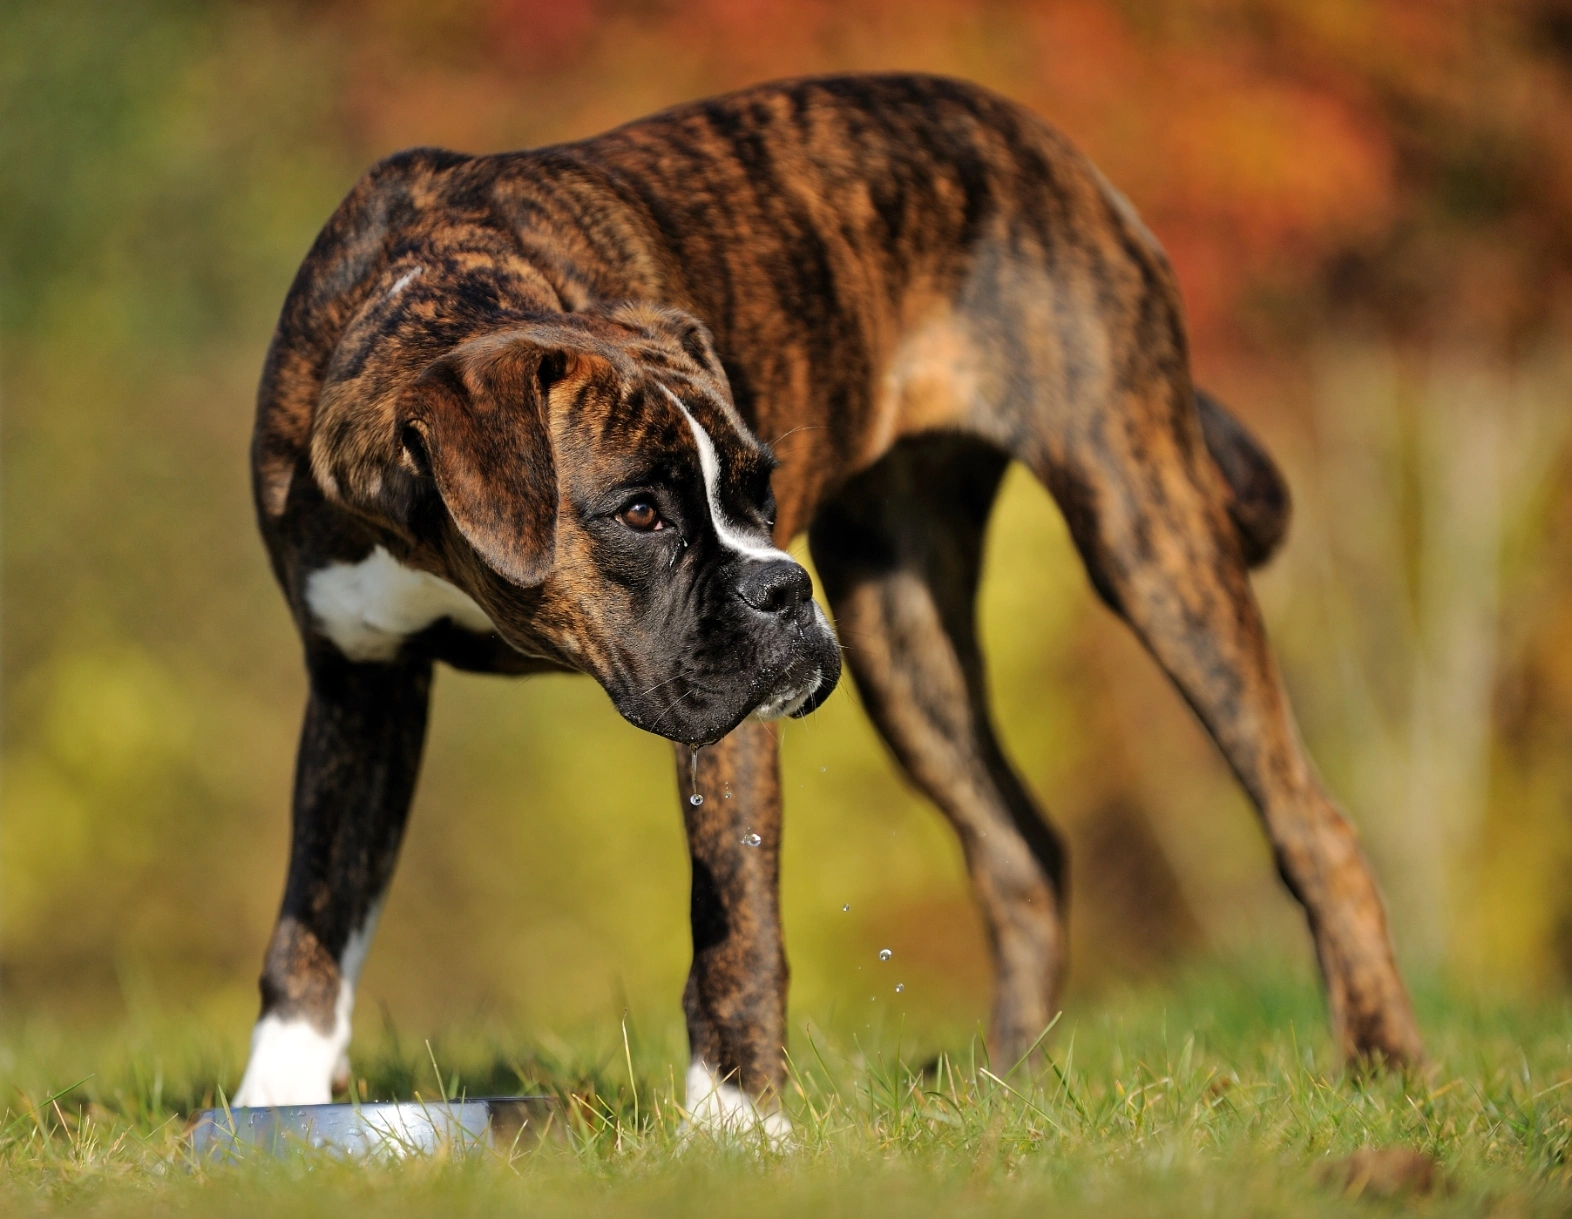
[752,600,840,721]
[607,556,842,745]
[735,559,839,722]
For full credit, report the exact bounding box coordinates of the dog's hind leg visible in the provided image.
[235,647,431,1106]
[1026,367,1423,1066]
[675,719,791,1140]
[810,435,1069,1067]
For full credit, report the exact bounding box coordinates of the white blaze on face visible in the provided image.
[305,546,496,662]
[233,905,383,1108]
[659,385,792,565]
[682,1060,792,1146]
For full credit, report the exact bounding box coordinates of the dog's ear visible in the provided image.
[311,324,620,586]
[601,301,727,381]
[663,312,725,377]
[394,334,578,586]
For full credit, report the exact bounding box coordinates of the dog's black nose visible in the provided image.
[738,559,812,615]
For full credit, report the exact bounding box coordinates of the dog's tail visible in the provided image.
[1196,389,1291,568]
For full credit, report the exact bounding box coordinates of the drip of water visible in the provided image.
[878,948,892,961]
[689,747,702,807]
[895,983,905,993]
[741,832,762,847]
[842,904,849,912]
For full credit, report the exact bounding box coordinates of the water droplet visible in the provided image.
[841,904,849,912]
[820,766,826,773]
[690,793,704,806]
[895,983,905,993]
[741,832,762,847]
[878,948,892,961]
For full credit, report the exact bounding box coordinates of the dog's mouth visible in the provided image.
[752,669,825,721]
[750,612,841,724]
[755,602,841,723]
[609,602,842,745]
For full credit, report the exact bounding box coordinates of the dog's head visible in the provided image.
[308,300,840,745]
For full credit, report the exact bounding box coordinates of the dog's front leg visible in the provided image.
[676,720,790,1141]
[234,648,432,1107]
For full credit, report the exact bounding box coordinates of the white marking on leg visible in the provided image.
[329,903,381,1089]
[682,1060,791,1145]
[659,385,794,565]
[233,1014,340,1107]
[233,904,383,1108]
[305,546,496,661]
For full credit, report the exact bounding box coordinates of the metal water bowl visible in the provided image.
[189,1096,556,1159]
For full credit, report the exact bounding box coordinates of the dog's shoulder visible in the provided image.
[252,148,479,521]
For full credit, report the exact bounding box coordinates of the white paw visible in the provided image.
[233,1014,344,1107]
[681,1060,792,1146]
[236,912,376,1108]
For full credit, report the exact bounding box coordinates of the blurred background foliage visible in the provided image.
[3,0,1571,1064]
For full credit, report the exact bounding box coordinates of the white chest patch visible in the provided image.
[305,546,497,662]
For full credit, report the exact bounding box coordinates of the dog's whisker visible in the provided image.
[766,423,828,447]
[649,686,698,733]
[635,672,687,700]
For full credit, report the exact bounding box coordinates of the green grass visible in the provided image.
[3,963,1569,1216]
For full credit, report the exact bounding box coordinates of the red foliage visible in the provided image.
[323,0,1572,355]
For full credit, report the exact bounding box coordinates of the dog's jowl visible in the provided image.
[239,74,1422,1124]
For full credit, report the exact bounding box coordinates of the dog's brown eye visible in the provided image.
[618,501,663,531]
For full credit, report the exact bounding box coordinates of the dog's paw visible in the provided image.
[232,1014,342,1108]
[679,1061,791,1148]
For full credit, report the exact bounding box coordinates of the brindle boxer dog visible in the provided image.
[236,74,1423,1129]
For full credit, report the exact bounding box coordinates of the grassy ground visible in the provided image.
[1,962,1568,1216]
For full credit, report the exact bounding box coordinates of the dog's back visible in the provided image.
[258,73,1286,564]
